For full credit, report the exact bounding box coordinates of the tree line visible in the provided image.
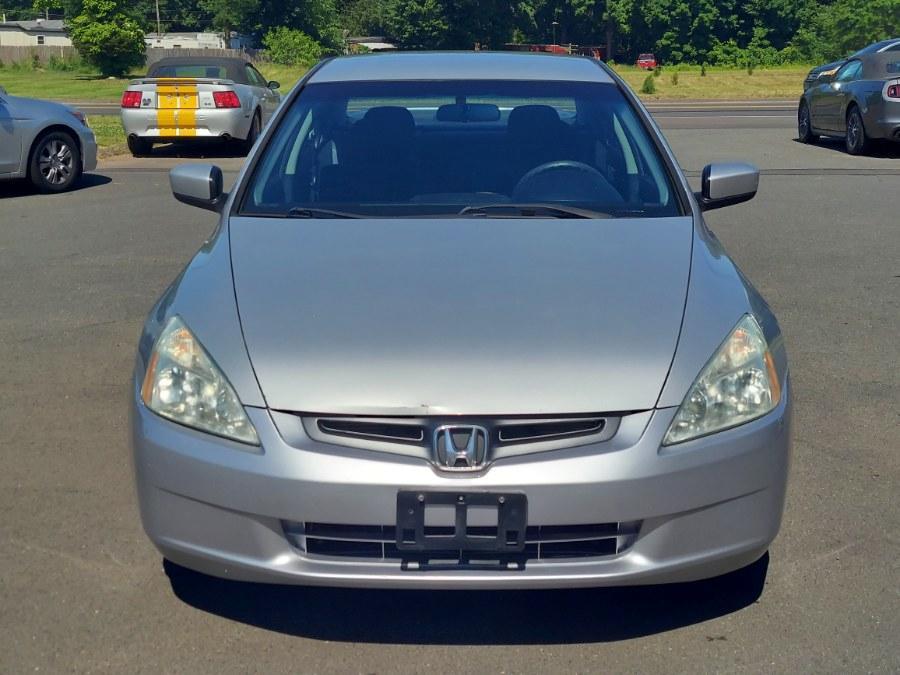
[3,0,899,68]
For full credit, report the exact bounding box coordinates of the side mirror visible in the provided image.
[267,80,280,90]
[695,162,759,211]
[170,164,226,212]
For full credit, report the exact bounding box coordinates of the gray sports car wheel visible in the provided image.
[240,111,261,155]
[845,107,869,155]
[29,130,81,193]
[798,102,817,144]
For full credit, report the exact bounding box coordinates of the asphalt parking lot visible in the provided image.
[1,121,898,673]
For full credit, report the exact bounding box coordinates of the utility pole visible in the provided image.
[155,0,162,36]
[552,20,559,45]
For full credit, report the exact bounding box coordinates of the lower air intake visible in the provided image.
[284,520,640,563]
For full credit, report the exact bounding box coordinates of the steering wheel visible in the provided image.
[512,160,624,204]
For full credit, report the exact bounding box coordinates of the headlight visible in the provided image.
[69,110,89,127]
[140,316,259,445]
[664,314,781,445]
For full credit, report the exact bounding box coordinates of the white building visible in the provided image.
[144,32,254,50]
[0,19,71,47]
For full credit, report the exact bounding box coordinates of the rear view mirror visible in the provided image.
[170,164,226,212]
[436,103,501,122]
[696,162,759,211]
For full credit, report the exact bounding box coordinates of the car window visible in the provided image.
[245,65,266,87]
[241,79,682,219]
[150,64,227,79]
[836,60,862,82]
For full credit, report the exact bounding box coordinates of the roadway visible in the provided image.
[0,125,898,673]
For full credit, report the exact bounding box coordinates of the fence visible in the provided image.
[0,45,77,65]
[0,45,265,67]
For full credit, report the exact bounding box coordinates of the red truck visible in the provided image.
[636,53,658,69]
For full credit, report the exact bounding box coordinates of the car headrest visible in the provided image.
[507,105,565,138]
[355,106,416,140]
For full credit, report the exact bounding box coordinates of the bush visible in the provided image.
[69,0,145,77]
[46,55,84,72]
[9,58,33,71]
[700,63,707,76]
[653,65,662,77]
[263,27,324,67]
[640,74,656,94]
[671,72,679,85]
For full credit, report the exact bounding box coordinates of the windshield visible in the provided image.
[150,64,228,78]
[240,79,683,219]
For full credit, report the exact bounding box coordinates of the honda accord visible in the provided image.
[131,52,791,588]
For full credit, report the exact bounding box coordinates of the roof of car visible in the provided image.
[308,52,614,84]
[149,56,250,66]
[146,56,254,83]
[852,38,900,56]
[860,52,900,79]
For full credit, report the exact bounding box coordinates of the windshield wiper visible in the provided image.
[285,207,363,219]
[458,203,611,219]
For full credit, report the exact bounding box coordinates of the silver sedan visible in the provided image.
[0,85,97,192]
[131,52,791,589]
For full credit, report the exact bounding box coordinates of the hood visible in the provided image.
[809,60,845,76]
[6,93,76,118]
[229,216,693,416]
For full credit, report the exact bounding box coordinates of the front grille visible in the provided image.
[298,413,620,464]
[312,416,606,447]
[497,418,604,443]
[317,418,425,443]
[284,520,640,563]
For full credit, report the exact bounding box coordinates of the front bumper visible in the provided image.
[79,127,97,172]
[121,107,251,140]
[131,379,791,589]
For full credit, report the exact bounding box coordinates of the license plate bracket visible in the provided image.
[396,491,527,552]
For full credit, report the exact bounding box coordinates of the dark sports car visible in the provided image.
[798,53,900,154]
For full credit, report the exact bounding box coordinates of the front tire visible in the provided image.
[846,107,869,155]
[798,102,817,144]
[29,130,81,193]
